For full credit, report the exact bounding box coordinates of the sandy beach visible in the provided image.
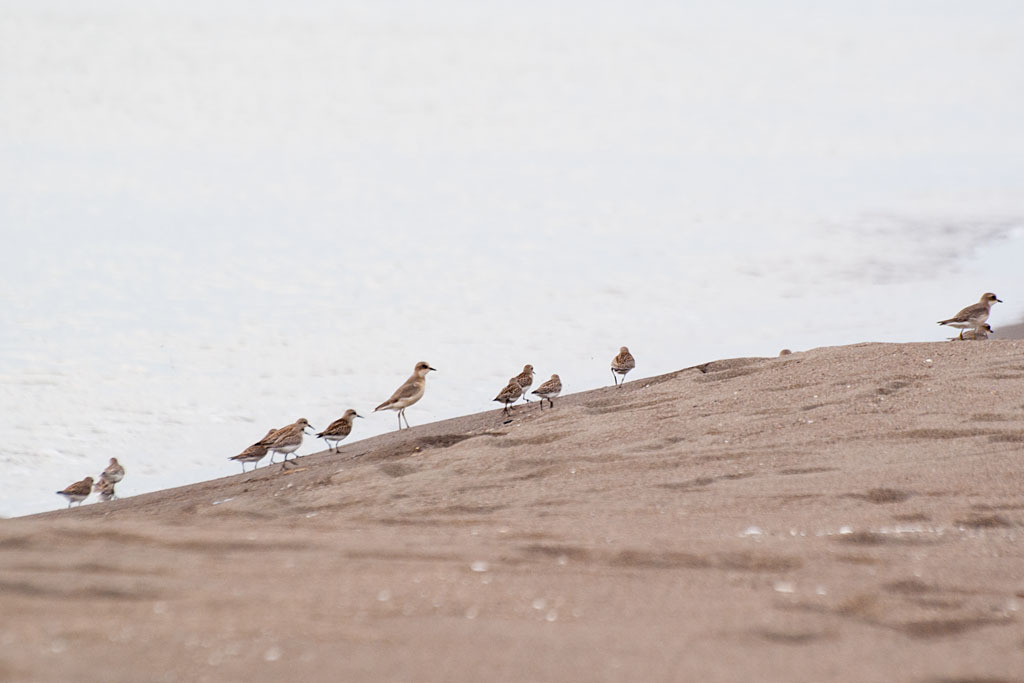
[2,341,1023,682]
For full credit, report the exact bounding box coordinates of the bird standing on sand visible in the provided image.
[57,476,93,508]
[230,428,275,472]
[257,418,314,463]
[93,476,116,502]
[317,409,363,452]
[532,374,562,409]
[513,364,534,402]
[493,377,524,416]
[611,346,635,386]
[938,292,1002,339]
[375,362,436,430]
[954,323,993,341]
[101,457,125,484]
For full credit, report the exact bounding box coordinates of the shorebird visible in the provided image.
[954,323,993,341]
[513,364,534,402]
[375,361,436,430]
[938,292,1002,339]
[532,374,562,409]
[257,418,313,463]
[93,476,116,502]
[611,346,635,386]
[317,409,363,452]
[101,457,125,484]
[493,377,524,415]
[57,476,93,508]
[229,429,274,471]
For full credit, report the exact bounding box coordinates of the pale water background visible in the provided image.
[2,0,1023,517]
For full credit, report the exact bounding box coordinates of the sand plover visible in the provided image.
[513,364,534,402]
[258,418,313,463]
[317,409,363,452]
[953,323,993,341]
[938,292,1002,339]
[57,476,93,508]
[611,346,635,386]
[230,429,274,472]
[375,361,436,430]
[493,377,524,415]
[101,457,125,484]
[93,476,116,502]
[532,374,562,409]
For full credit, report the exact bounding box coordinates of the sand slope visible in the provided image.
[2,342,1023,683]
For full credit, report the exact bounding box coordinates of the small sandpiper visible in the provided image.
[611,346,635,386]
[953,323,993,341]
[317,409,363,452]
[532,374,562,409]
[230,429,274,471]
[57,476,93,508]
[513,364,534,402]
[375,361,436,430]
[101,457,125,485]
[93,476,116,502]
[493,377,524,415]
[938,292,1002,339]
[258,418,314,463]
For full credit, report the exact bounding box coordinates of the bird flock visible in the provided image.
[54,291,1003,509]
[56,458,124,508]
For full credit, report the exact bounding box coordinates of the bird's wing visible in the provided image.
[533,379,558,393]
[256,425,290,446]
[378,380,422,409]
[62,480,91,496]
[940,302,986,324]
[319,418,351,437]
[612,352,635,368]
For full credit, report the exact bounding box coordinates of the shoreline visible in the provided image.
[3,340,1023,682]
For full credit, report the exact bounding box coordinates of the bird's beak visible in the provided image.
[355,413,364,419]
[429,367,438,372]
[996,298,1003,303]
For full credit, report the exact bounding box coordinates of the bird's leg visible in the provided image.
[611,370,618,386]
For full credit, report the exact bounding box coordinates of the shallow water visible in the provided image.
[2,1,1023,516]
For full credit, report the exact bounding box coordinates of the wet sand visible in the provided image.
[2,341,1023,683]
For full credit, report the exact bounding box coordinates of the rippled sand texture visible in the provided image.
[3,342,1024,682]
